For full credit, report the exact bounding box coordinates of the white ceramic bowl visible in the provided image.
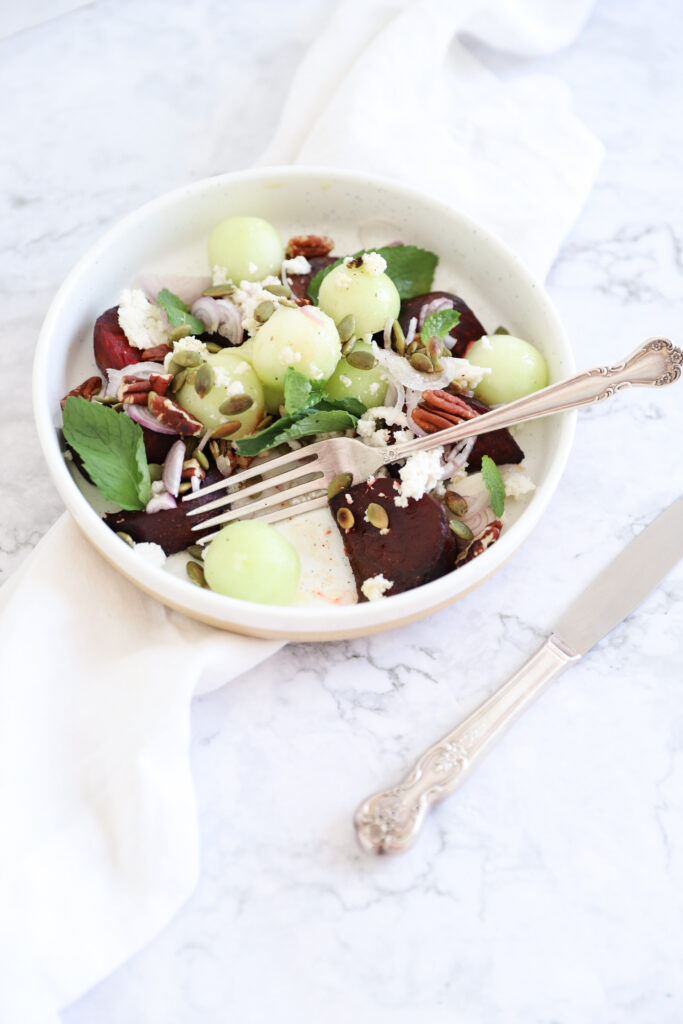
[33,166,575,640]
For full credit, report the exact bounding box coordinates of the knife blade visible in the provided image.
[355,495,683,855]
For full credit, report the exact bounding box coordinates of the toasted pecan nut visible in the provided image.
[60,375,103,410]
[420,389,479,420]
[141,344,172,362]
[147,392,203,436]
[285,234,334,259]
[410,408,455,433]
[181,458,206,481]
[149,373,173,396]
[456,520,502,566]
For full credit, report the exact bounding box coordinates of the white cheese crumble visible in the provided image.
[213,368,245,395]
[248,261,258,275]
[134,542,167,568]
[369,381,381,395]
[395,447,444,507]
[232,276,285,335]
[163,335,208,371]
[338,374,353,388]
[498,464,536,499]
[118,288,169,350]
[212,264,230,286]
[234,360,251,375]
[278,345,302,366]
[361,251,387,276]
[283,255,311,275]
[361,574,394,601]
[356,407,413,448]
[333,271,352,290]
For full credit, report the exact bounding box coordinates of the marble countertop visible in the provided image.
[2,1,682,1021]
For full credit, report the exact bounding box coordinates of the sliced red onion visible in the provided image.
[384,378,405,414]
[460,488,495,536]
[405,388,428,437]
[146,491,177,514]
[125,403,177,435]
[105,362,169,398]
[440,437,476,479]
[162,440,185,497]
[134,273,211,307]
[419,297,453,328]
[216,454,233,477]
[405,316,417,348]
[372,343,476,393]
[191,296,243,345]
[382,317,394,349]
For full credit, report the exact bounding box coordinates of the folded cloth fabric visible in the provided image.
[0,0,602,1020]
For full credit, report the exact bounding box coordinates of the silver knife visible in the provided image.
[354,496,683,855]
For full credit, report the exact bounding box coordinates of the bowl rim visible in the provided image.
[33,164,576,640]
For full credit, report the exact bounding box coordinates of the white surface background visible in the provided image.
[1,1,682,1021]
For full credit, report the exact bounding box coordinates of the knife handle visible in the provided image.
[354,634,581,855]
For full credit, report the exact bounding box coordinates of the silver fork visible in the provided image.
[184,338,681,541]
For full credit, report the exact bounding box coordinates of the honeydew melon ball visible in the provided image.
[203,520,301,605]
[318,262,400,337]
[207,216,284,284]
[177,350,264,438]
[251,305,342,412]
[324,340,388,408]
[467,334,549,406]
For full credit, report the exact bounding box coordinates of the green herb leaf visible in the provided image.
[234,409,359,457]
[308,245,438,303]
[319,395,367,418]
[480,455,506,518]
[63,397,151,510]
[283,367,325,414]
[421,308,461,342]
[157,288,206,335]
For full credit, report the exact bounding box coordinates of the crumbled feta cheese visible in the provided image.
[150,480,166,496]
[213,368,245,395]
[278,345,302,366]
[338,374,353,388]
[234,360,251,375]
[361,251,387,276]
[134,542,167,569]
[369,381,381,395]
[334,271,352,290]
[361,574,394,601]
[212,264,230,286]
[498,464,536,499]
[232,276,285,334]
[395,447,444,507]
[248,261,258,275]
[118,288,169,350]
[345,493,353,504]
[357,407,412,448]
[283,255,311,275]
[163,334,208,371]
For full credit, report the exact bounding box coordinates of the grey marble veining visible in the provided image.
[1,0,682,1021]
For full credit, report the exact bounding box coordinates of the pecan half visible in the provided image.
[141,344,172,362]
[456,520,502,566]
[60,376,103,410]
[147,392,203,436]
[181,458,206,481]
[118,373,173,404]
[412,389,479,433]
[285,234,334,259]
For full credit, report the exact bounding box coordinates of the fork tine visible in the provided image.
[183,444,321,503]
[185,462,324,518]
[197,494,330,544]
[197,478,328,531]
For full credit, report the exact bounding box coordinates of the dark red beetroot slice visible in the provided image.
[104,467,223,554]
[94,306,140,373]
[399,291,486,358]
[457,394,524,471]
[287,256,337,303]
[140,427,176,464]
[329,477,456,600]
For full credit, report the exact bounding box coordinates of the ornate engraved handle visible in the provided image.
[354,635,581,855]
[389,337,683,459]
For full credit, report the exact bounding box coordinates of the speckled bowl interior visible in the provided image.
[33,166,575,640]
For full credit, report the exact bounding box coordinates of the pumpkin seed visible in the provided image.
[341,337,356,357]
[255,415,273,431]
[112,402,124,412]
[426,338,443,372]
[336,507,355,530]
[449,519,474,541]
[169,325,193,342]
[171,369,188,394]
[194,362,214,398]
[254,299,275,323]
[392,319,406,356]
[202,283,234,297]
[205,341,223,354]
[409,352,434,373]
[212,420,241,439]
[264,282,291,297]
[445,492,468,517]
[186,560,207,587]
[148,462,163,483]
[336,314,355,342]
[116,531,135,547]
[366,502,389,530]
[219,394,254,416]
[187,544,205,560]
[327,472,353,499]
[346,350,377,371]
[494,325,510,335]
[195,449,209,471]
[92,395,118,405]
[173,350,203,368]
[178,481,193,494]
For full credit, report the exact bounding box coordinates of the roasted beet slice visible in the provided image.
[329,478,456,600]
[93,306,139,373]
[456,394,524,470]
[399,291,486,357]
[104,468,224,554]
[287,255,337,303]
[141,427,176,464]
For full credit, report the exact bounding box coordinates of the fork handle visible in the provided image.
[386,337,682,460]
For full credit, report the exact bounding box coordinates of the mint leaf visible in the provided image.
[422,308,461,341]
[284,368,325,414]
[234,409,359,457]
[319,395,366,418]
[480,455,505,518]
[157,288,206,335]
[308,245,438,303]
[63,397,151,510]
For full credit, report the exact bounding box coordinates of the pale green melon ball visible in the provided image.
[467,335,549,405]
[324,340,388,408]
[318,263,400,337]
[203,520,301,605]
[251,305,342,411]
[207,216,284,284]
[177,350,264,438]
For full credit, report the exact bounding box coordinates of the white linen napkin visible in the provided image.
[0,1,602,1020]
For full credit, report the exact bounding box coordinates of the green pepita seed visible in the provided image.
[254,299,276,323]
[445,492,468,517]
[409,352,434,374]
[327,472,353,500]
[219,394,254,416]
[264,282,291,297]
[116,531,135,548]
[202,283,234,297]
[194,362,214,398]
[112,402,124,412]
[449,519,474,541]
[186,560,207,587]
[205,341,223,354]
[92,394,118,405]
[392,319,406,356]
[406,340,421,357]
[212,420,241,439]
[187,544,205,560]
[346,350,377,371]
[255,415,273,431]
[173,350,203,368]
[148,462,163,483]
[195,449,209,471]
[337,314,355,343]
[341,337,356,357]
[336,507,355,530]
[169,325,193,342]
[171,369,188,394]
[178,481,193,495]
[366,502,389,530]
[494,325,510,335]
